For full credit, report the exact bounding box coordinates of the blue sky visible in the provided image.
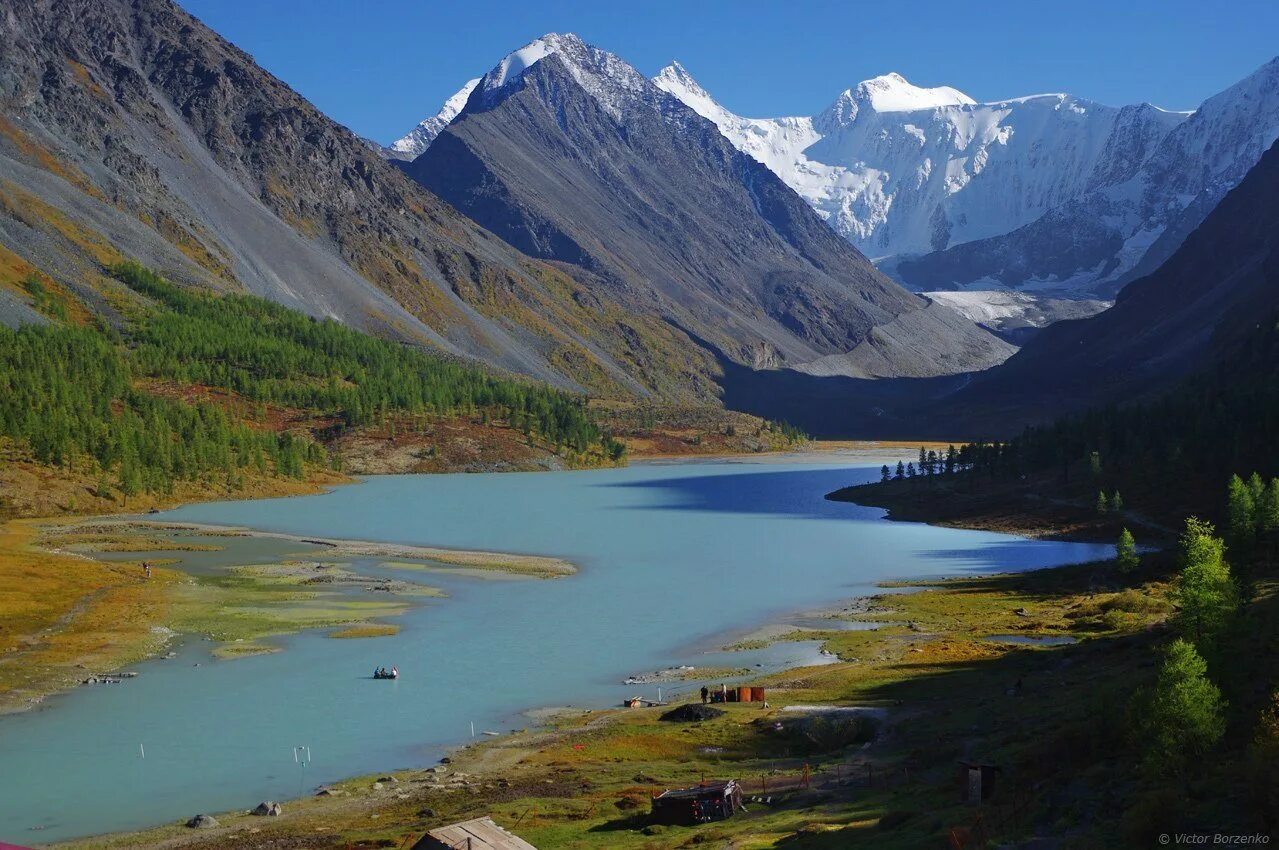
[182,0,1279,144]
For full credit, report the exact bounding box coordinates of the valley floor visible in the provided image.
[14,449,1270,849]
[54,547,1202,850]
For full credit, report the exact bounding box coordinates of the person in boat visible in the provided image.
[390,666,398,678]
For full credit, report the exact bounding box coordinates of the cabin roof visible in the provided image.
[655,780,737,800]
[415,816,538,849]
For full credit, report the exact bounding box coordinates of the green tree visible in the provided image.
[880,464,891,483]
[1117,528,1139,574]
[1174,518,1239,647]
[1089,450,1102,478]
[1138,638,1227,776]
[1096,490,1109,514]
[1260,479,1279,535]
[1248,472,1266,513]
[1111,490,1124,512]
[1227,474,1256,547]
[894,461,905,480]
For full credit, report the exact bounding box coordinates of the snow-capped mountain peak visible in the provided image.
[816,73,976,128]
[654,61,1272,285]
[653,61,739,127]
[482,33,570,91]
[386,77,480,161]
[476,33,648,121]
[852,72,975,112]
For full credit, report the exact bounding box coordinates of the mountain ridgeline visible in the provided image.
[0,5,1013,413]
[652,58,1279,298]
[407,34,1013,381]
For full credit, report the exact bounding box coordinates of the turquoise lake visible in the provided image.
[0,458,1111,843]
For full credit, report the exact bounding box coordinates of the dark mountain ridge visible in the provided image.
[939,137,1279,431]
[0,0,748,400]
[409,34,1013,382]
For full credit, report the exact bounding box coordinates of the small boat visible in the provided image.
[373,667,399,680]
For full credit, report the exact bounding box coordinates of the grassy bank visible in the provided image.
[0,519,179,714]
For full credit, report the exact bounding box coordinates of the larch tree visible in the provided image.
[1117,528,1139,574]
[1175,518,1240,648]
[1227,474,1256,547]
[1138,638,1227,777]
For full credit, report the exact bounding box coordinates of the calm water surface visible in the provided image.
[0,458,1109,842]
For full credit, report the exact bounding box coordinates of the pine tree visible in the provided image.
[880,464,891,483]
[1117,528,1139,574]
[1111,490,1124,512]
[1096,491,1109,514]
[894,461,905,480]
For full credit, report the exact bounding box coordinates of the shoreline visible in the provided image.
[9,450,995,845]
[51,545,1144,850]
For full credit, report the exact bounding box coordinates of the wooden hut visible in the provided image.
[651,779,743,825]
[412,816,538,849]
[957,760,1001,804]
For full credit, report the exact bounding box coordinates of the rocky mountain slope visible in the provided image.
[0,4,1010,405]
[0,0,751,401]
[652,59,1279,298]
[939,137,1279,429]
[408,34,1012,381]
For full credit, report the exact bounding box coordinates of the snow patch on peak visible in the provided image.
[853,72,975,113]
[483,34,566,91]
[478,33,650,122]
[654,61,726,123]
[387,77,480,160]
[439,78,481,118]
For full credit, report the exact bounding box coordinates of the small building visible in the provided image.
[651,779,744,825]
[957,760,1001,804]
[412,816,538,850]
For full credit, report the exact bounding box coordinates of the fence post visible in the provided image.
[761,775,767,796]
[802,763,810,789]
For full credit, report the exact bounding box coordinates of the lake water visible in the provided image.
[0,458,1110,843]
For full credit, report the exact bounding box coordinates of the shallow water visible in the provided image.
[0,458,1109,842]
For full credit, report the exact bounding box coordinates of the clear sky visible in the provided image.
[181,0,1279,145]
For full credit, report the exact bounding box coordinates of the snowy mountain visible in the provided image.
[406,33,1013,382]
[654,63,1185,275]
[655,59,1279,296]
[899,57,1279,295]
[385,78,480,161]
